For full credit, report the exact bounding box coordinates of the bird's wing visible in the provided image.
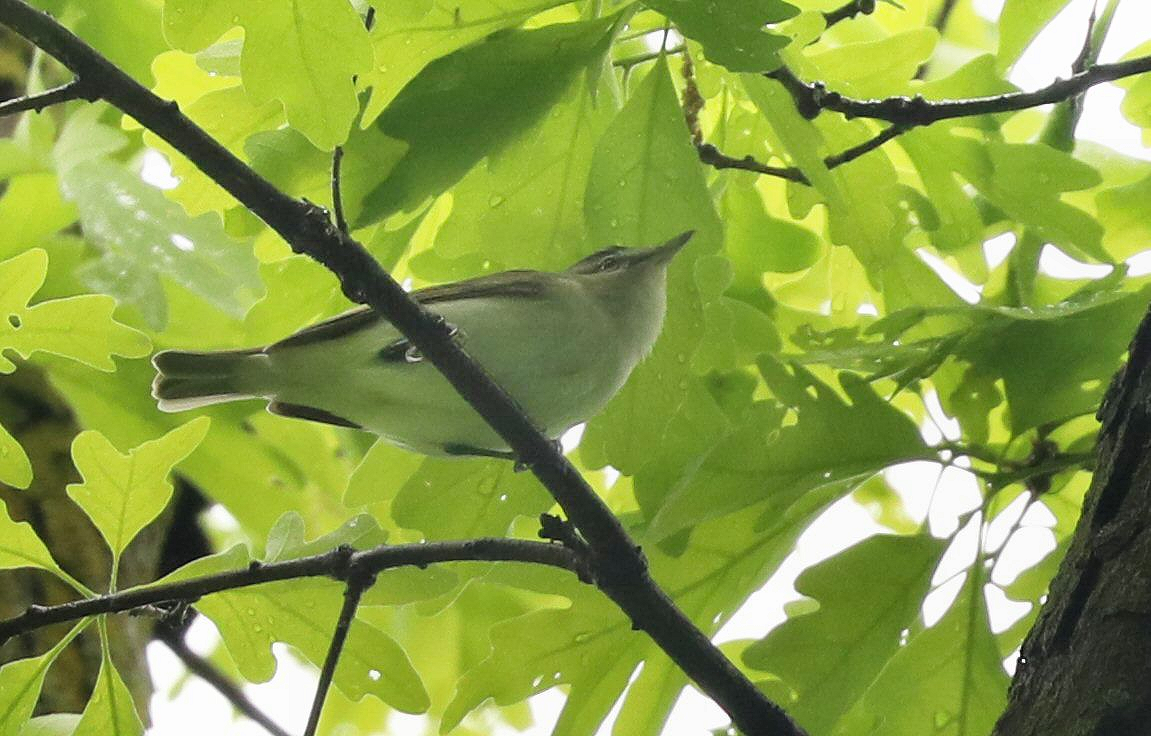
[268,270,548,352]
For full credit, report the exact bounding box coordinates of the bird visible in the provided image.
[152,231,693,458]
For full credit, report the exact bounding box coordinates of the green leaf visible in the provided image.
[70,0,167,83]
[61,160,264,330]
[72,651,143,736]
[835,573,1009,736]
[390,457,553,540]
[580,60,725,473]
[358,17,615,224]
[263,511,387,562]
[163,0,373,149]
[447,500,823,735]
[804,28,938,96]
[0,623,85,736]
[899,128,985,253]
[1097,172,1151,259]
[66,418,211,560]
[955,287,1150,432]
[723,181,821,274]
[0,174,76,263]
[0,499,68,580]
[150,525,429,711]
[198,578,429,712]
[433,71,615,269]
[998,0,1074,69]
[151,542,252,585]
[644,0,797,72]
[143,84,284,217]
[442,589,635,734]
[343,437,425,508]
[743,534,946,734]
[0,423,33,490]
[360,0,573,125]
[650,364,927,538]
[920,133,1105,264]
[0,249,150,374]
[19,714,81,736]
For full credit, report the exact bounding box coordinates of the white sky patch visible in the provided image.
[141,148,179,189]
[983,232,1016,270]
[1009,0,1151,161]
[1038,243,1114,279]
[1126,250,1151,276]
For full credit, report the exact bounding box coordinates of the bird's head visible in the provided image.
[566,231,694,359]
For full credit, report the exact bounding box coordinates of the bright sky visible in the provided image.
[146,2,1151,735]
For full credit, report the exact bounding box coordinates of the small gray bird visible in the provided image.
[152,231,692,457]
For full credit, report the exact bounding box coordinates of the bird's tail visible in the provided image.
[152,348,270,412]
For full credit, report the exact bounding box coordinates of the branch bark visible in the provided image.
[767,55,1151,125]
[304,568,372,736]
[994,304,1151,735]
[0,538,583,645]
[0,78,95,117]
[697,124,906,184]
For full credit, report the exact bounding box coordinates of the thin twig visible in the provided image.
[330,145,348,234]
[613,44,685,70]
[930,0,959,35]
[329,5,375,235]
[0,3,806,733]
[304,568,373,736]
[915,0,959,78]
[0,78,94,117]
[823,0,877,28]
[158,628,293,736]
[1041,0,1118,151]
[696,123,906,184]
[0,538,584,645]
[767,54,1151,125]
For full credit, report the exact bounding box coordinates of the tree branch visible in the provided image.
[304,568,373,736]
[0,538,583,645]
[823,0,876,28]
[0,78,95,117]
[767,54,1151,125]
[0,4,802,732]
[696,123,906,184]
[158,627,293,736]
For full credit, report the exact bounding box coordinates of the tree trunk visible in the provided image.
[995,304,1151,735]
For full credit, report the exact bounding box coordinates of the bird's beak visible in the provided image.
[640,230,694,265]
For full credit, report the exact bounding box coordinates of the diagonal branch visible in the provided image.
[0,538,584,644]
[158,627,293,736]
[0,4,803,732]
[304,568,373,736]
[767,54,1151,125]
[697,123,907,184]
[0,78,95,117]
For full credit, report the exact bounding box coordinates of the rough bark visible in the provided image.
[995,304,1151,735]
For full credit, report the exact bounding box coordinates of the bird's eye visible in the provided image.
[598,255,620,272]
